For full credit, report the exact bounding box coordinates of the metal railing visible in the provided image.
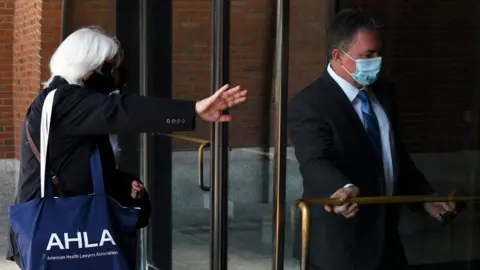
[295,195,480,270]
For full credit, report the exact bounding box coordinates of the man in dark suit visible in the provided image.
[288,9,456,270]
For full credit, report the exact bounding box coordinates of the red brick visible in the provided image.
[0,0,13,157]
[11,0,63,158]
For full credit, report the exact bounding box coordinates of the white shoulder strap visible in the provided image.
[40,89,57,198]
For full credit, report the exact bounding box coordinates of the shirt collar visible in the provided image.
[327,63,360,103]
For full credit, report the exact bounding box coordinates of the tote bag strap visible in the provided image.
[40,89,106,198]
[89,144,105,195]
[40,89,57,198]
[25,119,68,196]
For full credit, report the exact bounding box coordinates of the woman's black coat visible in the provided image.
[6,76,196,262]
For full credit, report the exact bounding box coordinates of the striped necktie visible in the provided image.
[357,90,383,162]
[358,90,386,195]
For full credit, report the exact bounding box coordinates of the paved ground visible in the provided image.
[0,217,18,270]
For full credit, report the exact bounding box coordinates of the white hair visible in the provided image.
[44,26,123,87]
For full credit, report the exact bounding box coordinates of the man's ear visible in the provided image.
[331,48,343,64]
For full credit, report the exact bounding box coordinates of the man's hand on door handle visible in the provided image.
[324,186,360,219]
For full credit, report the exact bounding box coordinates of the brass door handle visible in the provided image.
[198,142,211,191]
[296,195,480,270]
[160,133,211,191]
[301,195,480,206]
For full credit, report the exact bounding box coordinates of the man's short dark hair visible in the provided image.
[327,8,381,59]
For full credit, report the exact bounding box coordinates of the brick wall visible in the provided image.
[65,0,115,36]
[39,1,63,84]
[12,0,63,159]
[12,0,43,159]
[0,0,13,158]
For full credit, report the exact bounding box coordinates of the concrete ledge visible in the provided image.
[0,159,18,172]
[0,159,18,216]
[0,160,18,269]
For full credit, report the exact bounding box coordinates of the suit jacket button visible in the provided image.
[176,119,180,123]
[172,119,176,124]
[181,119,185,123]
[166,119,170,123]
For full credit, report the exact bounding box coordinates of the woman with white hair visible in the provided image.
[6,27,247,266]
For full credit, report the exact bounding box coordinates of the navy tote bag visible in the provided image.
[8,89,140,269]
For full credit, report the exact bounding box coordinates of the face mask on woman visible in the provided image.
[84,62,116,94]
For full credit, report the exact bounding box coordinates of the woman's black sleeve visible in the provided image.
[55,90,196,135]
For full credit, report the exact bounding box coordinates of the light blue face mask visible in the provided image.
[341,51,382,86]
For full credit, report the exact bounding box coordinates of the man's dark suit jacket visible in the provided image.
[288,70,435,270]
[6,76,197,263]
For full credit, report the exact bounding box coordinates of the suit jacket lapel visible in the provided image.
[322,71,375,156]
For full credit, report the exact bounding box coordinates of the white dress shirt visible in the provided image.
[327,64,395,195]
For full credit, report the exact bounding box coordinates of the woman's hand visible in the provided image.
[195,84,248,122]
[131,180,145,200]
